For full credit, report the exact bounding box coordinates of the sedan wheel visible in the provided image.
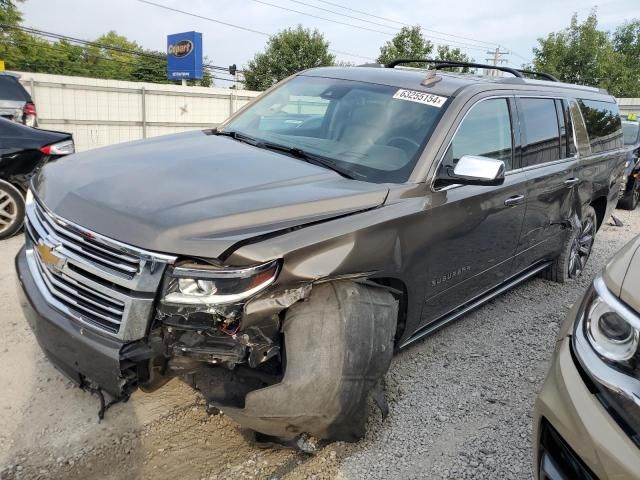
[0,181,26,240]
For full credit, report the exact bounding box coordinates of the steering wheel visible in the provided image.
[386,136,421,156]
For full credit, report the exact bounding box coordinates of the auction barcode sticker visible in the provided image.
[392,89,448,107]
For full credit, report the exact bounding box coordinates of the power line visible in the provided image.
[250,0,490,52]
[250,0,396,37]
[286,0,495,51]
[3,30,239,83]
[2,23,239,75]
[134,0,376,61]
[311,0,500,48]
[288,0,400,32]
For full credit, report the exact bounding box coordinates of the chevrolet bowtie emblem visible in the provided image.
[36,240,66,272]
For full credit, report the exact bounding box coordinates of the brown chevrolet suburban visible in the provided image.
[15,60,627,444]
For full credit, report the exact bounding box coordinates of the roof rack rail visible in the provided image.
[385,59,524,78]
[385,59,559,82]
[515,69,559,82]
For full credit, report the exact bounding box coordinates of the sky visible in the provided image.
[18,0,640,86]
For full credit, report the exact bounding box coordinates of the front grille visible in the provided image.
[25,198,176,340]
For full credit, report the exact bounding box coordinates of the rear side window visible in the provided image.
[578,99,623,153]
[520,98,561,166]
[442,98,513,171]
[0,76,30,101]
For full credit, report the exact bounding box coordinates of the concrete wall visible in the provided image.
[618,98,640,118]
[15,72,261,152]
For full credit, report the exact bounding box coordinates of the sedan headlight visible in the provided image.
[161,259,280,306]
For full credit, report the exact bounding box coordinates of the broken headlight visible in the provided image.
[161,259,280,306]
[573,276,640,444]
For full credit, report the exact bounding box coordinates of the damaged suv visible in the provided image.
[16,60,626,444]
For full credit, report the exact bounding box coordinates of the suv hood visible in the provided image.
[33,131,389,259]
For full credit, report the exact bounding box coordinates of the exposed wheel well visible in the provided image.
[590,196,607,231]
[371,277,407,344]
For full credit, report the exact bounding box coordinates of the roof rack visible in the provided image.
[385,59,559,82]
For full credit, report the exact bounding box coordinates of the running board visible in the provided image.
[399,261,552,349]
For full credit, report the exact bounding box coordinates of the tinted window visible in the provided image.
[578,99,623,153]
[0,76,30,101]
[442,98,513,172]
[520,98,561,166]
[623,122,639,145]
[225,76,446,183]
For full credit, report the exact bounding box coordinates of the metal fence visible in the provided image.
[15,71,261,152]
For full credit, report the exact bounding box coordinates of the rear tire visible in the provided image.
[0,180,25,240]
[546,206,597,284]
[618,179,640,210]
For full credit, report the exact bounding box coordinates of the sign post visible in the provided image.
[167,31,203,83]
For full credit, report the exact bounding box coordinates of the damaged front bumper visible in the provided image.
[17,245,396,443]
[16,247,138,398]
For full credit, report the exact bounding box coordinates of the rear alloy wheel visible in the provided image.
[568,215,595,278]
[0,180,25,240]
[545,206,597,284]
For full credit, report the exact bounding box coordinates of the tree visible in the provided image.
[243,25,334,91]
[376,26,433,67]
[612,20,640,97]
[85,31,141,80]
[434,45,473,73]
[532,11,640,97]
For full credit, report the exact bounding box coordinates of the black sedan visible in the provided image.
[0,118,74,239]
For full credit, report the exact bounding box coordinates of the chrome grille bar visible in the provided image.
[24,196,176,341]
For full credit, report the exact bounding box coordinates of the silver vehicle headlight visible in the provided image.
[573,276,640,445]
[584,293,639,362]
[161,259,280,306]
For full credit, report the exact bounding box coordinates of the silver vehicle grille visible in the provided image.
[24,198,176,341]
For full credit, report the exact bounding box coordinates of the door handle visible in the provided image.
[504,194,525,207]
[564,177,580,187]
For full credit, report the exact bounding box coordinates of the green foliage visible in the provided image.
[376,26,433,67]
[434,45,473,73]
[0,2,216,86]
[243,25,334,91]
[533,11,640,97]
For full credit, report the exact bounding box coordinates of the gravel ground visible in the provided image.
[1,208,638,480]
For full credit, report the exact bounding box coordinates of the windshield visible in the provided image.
[623,122,640,145]
[223,76,447,183]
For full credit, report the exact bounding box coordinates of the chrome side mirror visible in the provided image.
[450,155,506,186]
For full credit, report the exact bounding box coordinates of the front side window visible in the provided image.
[578,99,623,153]
[440,98,513,174]
[520,98,561,166]
[224,76,447,183]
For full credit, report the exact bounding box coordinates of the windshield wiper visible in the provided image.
[214,130,357,180]
[213,129,261,146]
[259,141,357,180]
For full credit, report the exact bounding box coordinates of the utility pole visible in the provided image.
[485,47,510,77]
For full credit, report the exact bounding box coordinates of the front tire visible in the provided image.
[546,206,597,284]
[0,180,25,240]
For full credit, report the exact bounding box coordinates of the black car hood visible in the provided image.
[33,131,389,259]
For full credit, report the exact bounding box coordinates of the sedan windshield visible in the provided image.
[223,76,447,183]
[623,121,640,145]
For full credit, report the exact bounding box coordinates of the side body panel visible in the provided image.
[512,96,579,273]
